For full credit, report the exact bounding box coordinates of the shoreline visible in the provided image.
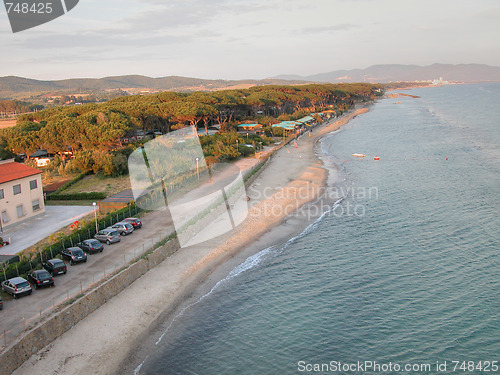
[13,107,370,375]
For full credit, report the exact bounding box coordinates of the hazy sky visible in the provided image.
[1,0,499,80]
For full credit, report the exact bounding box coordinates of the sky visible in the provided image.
[0,0,499,80]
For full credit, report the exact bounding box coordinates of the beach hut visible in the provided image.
[319,109,337,119]
[295,115,315,124]
[237,123,264,133]
[273,121,302,130]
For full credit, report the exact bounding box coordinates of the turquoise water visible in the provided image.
[137,83,500,374]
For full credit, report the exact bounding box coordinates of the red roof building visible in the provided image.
[0,159,45,230]
[0,161,42,184]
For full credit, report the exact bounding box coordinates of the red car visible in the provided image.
[124,217,142,229]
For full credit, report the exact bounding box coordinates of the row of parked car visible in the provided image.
[0,217,143,308]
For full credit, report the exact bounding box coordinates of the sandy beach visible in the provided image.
[12,107,369,375]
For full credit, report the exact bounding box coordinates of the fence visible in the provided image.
[0,203,144,283]
[0,227,174,352]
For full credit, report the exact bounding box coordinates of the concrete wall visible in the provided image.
[0,239,180,375]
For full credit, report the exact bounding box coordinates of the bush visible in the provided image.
[238,145,255,157]
[72,150,94,172]
[45,192,106,201]
[267,126,284,136]
[92,150,114,176]
[110,152,128,176]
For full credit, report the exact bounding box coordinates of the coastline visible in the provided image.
[13,107,370,375]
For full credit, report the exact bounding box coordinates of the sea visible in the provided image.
[135,83,500,374]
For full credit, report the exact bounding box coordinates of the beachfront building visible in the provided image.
[272,121,302,132]
[318,109,337,119]
[295,115,315,125]
[0,159,45,230]
[29,150,53,167]
[237,123,263,133]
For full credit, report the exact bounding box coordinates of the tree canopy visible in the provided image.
[0,83,383,166]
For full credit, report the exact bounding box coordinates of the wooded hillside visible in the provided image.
[0,83,382,176]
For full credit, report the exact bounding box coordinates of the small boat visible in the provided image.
[374,156,380,160]
[352,153,366,157]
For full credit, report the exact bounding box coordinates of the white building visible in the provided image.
[0,159,45,230]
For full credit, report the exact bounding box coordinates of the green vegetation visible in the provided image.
[0,83,382,175]
[45,192,107,201]
[44,200,96,206]
[0,137,16,159]
[52,171,89,194]
[62,175,132,196]
[0,99,44,116]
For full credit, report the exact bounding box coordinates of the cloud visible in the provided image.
[16,30,194,50]
[300,24,357,34]
[8,0,277,52]
[2,0,500,80]
[117,0,274,33]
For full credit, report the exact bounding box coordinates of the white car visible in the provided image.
[1,277,32,299]
[95,228,122,244]
[110,222,134,236]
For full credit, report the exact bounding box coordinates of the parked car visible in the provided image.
[77,239,104,254]
[0,295,3,310]
[94,229,121,245]
[110,222,134,236]
[124,217,142,229]
[1,277,32,298]
[27,270,55,289]
[61,247,87,265]
[43,259,67,276]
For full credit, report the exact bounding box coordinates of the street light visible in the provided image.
[236,139,239,151]
[92,202,98,233]
[195,157,199,179]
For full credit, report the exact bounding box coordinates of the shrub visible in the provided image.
[238,145,255,157]
[72,150,94,172]
[45,192,106,201]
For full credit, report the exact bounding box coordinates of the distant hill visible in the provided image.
[274,64,500,83]
[0,75,310,99]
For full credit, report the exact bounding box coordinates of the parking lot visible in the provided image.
[0,208,175,347]
[0,206,94,256]
[0,156,264,349]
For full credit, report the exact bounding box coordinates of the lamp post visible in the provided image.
[195,157,199,179]
[236,139,239,151]
[92,202,98,233]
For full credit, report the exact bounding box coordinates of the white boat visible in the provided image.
[352,153,366,157]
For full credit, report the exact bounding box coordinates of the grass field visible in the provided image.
[63,175,132,196]
[0,119,17,129]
